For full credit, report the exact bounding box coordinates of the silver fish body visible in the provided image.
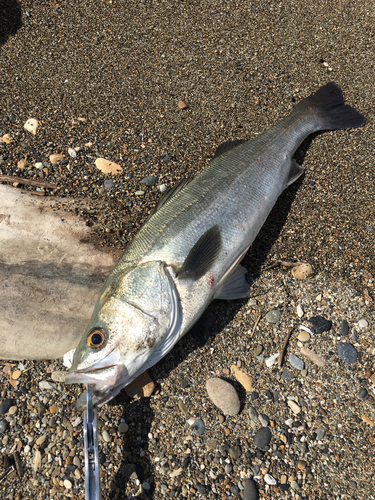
[66,83,365,408]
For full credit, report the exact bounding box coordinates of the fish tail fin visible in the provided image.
[295,82,366,130]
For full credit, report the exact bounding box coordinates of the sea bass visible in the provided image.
[65,82,365,408]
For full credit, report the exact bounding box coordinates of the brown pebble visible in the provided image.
[225,428,230,436]
[291,263,312,280]
[95,158,122,174]
[218,414,225,424]
[11,370,22,380]
[364,370,371,380]
[231,365,252,391]
[300,347,325,367]
[49,404,58,414]
[297,460,307,470]
[17,159,27,169]
[177,399,189,416]
[178,100,187,109]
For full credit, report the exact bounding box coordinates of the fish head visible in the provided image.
[65,261,180,409]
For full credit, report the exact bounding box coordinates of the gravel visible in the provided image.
[0,1,374,499]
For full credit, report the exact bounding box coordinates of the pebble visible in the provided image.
[0,399,12,415]
[253,345,263,356]
[308,315,332,334]
[218,414,225,424]
[35,162,43,169]
[192,419,205,436]
[291,262,312,279]
[178,100,188,109]
[253,427,272,449]
[264,474,277,485]
[49,153,65,163]
[118,422,129,433]
[265,353,279,367]
[243,478,259,500]
[297,331,310,342]
[49,404,58,414]
[340,319,349,336]
[68,148,77,158]
[24,118,38,135]
[39,380,55,390]
[64,479,72,489]
[104,179,114,189]
[297,460,307,470]
[358,318,368,329]
[248,407,258,421]
[206,378,240,416]
[225,463,232,474]
[135,190,145,196]
[289,354,304,370]
[359,388,368,399]
[95,158,122,174]
[338,342,358,363]
[102,430,111,442]
[296,304,304,317]
[316,427,326,440]
[300,347,326,367]
[8,406,17,415]
[258,413,269,427]
[229,445,242,459]
[17,158,27,169]
[288,400,301,414]
[231,364,252,391]
[0,420,8,433]
[36,435,46,446]
[141,175,158,186]
[265,309,281,324]
[12,370,22,380]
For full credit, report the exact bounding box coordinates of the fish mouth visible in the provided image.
[65,364,121,386]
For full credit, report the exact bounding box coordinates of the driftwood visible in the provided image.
[0,186,121,360]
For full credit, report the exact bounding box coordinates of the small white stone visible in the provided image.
[296,304,304,318]
[35,162,43,169]
[24,118,38,135]
[68,148,77,158]
[64,479,72,489]
[265,353,279,367]
[72,417,82,427]
[39,380,55,390]
[159,184,167,192]
[264,473,277,485]
[285,418,294,426]
[358,319,368,329]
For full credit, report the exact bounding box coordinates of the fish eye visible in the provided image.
[86,328,106,349]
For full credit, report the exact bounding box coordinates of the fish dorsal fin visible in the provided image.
[286,159,305,187]
[212,139,246,160]
[178,225,222,281]
[148,178,190,218]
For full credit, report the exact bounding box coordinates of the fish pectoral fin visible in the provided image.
[178,225,222,281]
[212,139,246,160]
[214,265,251,300]
[286,159,305,187]
[147,178,190,220]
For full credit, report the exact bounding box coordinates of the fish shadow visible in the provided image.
[0,0,22,47]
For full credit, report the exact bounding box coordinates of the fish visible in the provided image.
[65,82,365,408]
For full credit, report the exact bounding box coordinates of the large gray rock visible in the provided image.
[206,377,240,416]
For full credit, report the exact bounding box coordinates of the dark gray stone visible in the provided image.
[0,400,12,415]
[254,427,271,449]
[308,315,332,334]
[229,445,241,459]
[243,478,259,500]
[141,175,158,186]
[337,342,358,363]
[340,319,349,336]
[192,419,205,436]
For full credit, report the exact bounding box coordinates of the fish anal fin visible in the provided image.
[178,225,222,281]
[212,139,246,160]
[286,159,305,187]
[214,265,251,300]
